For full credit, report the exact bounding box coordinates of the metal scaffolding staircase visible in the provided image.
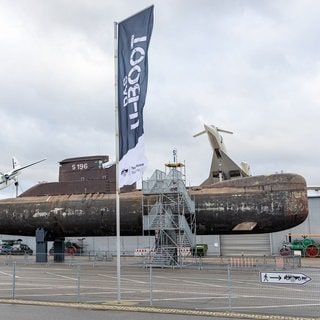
[142,165,196,267]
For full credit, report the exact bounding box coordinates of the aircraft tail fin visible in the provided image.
[12,157,20,170]
[193,125,233,138]
[193,129,207,138]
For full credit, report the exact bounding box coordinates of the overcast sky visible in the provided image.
[1,0,320,198]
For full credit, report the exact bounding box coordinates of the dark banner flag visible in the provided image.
[117,5,154,187]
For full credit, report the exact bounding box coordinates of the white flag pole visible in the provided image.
[114,21,121,303]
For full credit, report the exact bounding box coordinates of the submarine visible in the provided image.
[0,124,308,242]
[0,169,307,239]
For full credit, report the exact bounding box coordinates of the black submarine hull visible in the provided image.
[0,173,308,238]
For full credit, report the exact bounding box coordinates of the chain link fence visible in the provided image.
[0,255,319,318]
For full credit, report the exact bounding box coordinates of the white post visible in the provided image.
[114,21,121,303]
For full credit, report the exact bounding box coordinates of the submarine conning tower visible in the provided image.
[19,155,135,197]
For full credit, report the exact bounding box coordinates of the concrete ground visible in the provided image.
[0,255,319,319]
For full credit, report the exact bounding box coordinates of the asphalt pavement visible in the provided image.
[2,298,320,320]
[0,256,319,319]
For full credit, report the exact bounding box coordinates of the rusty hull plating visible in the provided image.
[0,172,308,238]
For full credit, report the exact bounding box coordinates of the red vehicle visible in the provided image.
[49,241,83,256]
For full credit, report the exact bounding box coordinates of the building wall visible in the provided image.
[270,195,320,255]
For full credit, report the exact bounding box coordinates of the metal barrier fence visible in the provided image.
[0,255,319,318]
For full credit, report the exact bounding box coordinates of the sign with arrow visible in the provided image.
[260,272,311,285]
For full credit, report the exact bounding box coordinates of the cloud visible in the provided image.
[0,0,320,199]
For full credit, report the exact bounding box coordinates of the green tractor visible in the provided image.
[280,235,320,257]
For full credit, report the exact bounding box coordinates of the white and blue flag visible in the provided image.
[117,6,154,187]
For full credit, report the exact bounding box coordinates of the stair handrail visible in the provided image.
[179,215,196,247]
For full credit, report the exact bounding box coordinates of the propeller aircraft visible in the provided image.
[0,158,46,193]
